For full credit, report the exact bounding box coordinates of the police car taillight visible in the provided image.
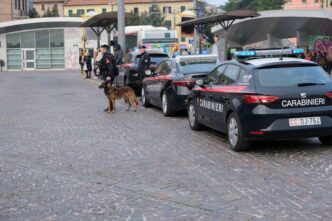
[173,80,195,88]
[325,92,332,99]
[245,95,280,104]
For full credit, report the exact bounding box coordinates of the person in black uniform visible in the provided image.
[138,45,151,82]
[99,45,117,83]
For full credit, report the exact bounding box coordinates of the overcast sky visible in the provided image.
[205,0,228,6]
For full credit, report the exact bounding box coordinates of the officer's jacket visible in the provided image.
[138,52,151,72]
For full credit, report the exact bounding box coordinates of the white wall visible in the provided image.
[0,34,7,71]
[64,27,108,70]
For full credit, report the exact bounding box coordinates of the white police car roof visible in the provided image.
[175,54,218,61]
[245,57,315,67]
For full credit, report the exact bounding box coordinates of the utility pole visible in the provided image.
[117,0,126,52]
[193,0,198,54]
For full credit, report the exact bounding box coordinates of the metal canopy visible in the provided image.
[81,11,135,48]
[211,10,332,46]
[81,12,134,28]
[177,10,259,60]
[177,10,260,30]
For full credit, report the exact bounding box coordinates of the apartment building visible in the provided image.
[0,0,29,22]
[33,0,66,17]
[284,0,322,9]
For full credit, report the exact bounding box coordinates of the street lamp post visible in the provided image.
[118,0,126,52]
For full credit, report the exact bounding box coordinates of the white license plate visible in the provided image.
[289,117,321,127]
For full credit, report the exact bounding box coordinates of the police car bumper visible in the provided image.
[165,89,187,111]
[245,115,332,140]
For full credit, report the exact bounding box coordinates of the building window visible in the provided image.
[87,9,95,12]
[14,0,18,9]
[54,3,58,9]
[102,8,107,13]
[181,37,186,42]
[77,9,85,16]
[163,7,172,14]
[21,31,35,48]
[180,6,186,12]
[149,7,153,13]
[134,7,139,14]
[41,4,45,11]
[164,20,172,29]
[68,9,73,16]
[302,0,306,3]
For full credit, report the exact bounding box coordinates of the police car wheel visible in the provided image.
[188,101,203,131]
[162,92,174,116]
[319,136,332,145]
[227,113,250,151]
[141,87,150,107]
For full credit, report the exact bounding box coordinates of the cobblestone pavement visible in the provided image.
[0,71,332,221]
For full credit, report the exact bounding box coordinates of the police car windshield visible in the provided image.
[179,60,217,75]
[254,65,330,87]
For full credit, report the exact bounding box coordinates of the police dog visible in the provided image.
[99,81,138,113]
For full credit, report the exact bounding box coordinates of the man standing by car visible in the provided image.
[100,45,118,84]
[138,45,151,83]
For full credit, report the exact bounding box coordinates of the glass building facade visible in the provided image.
[6,29,65,70]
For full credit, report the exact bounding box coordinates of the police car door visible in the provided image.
[198,64,227,127]
[210,64,241,131]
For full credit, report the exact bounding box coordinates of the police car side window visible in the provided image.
[219,64,241,85]
[155,61,166,75]
[205,65,227,85]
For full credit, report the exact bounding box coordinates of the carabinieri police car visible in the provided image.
[187,48,332,151]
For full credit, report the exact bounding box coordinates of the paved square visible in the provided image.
[0,71,332,221]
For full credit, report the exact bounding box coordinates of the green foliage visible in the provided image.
[43,5,59,17]
[255,0,285,11]
[29,7,40,18]
[223,0,286,12]
[126,1,165,27]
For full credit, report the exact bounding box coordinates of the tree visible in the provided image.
[29,7,40,18]
[223,0,286,12]
[255,0,285,11]
[148,1,166,27]
[43,5,59,17]
[125,1,165,27]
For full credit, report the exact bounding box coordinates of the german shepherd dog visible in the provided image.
[99,81,138,112]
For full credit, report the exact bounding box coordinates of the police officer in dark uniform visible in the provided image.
[100,45,116,84]
[138,45,151,82]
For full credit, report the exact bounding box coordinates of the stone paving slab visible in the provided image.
[0,71,332,221]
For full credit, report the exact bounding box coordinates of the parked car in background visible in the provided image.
[116,49,169,93]
[141,54,218,116]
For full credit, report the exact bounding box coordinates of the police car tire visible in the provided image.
[227,113,250,152]
[319,136,332,145]
[141,87,151,107]
[162,92,175,117]
[188,101,203,131]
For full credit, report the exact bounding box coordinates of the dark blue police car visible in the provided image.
[187,49,332,151]
[141,55,218,116]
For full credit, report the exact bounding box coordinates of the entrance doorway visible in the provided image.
[22,49,35,70]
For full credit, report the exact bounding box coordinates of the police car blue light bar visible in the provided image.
[235,48,305,58]
[235,51,256,57]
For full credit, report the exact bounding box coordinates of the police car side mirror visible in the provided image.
[196,79,205,87]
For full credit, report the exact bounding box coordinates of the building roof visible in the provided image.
[33,0,65,3]
[211,9,332,46]
[0,17,82,34]
[65,0,192,6]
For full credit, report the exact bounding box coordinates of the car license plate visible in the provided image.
[289,117,321,127]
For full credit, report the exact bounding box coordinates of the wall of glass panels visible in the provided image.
[6,29,65,70]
